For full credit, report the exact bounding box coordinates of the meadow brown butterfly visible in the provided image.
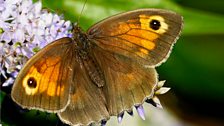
[11,8,183,125]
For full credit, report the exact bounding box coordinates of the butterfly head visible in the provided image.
[72,22,83,35]
[72,23,90,52]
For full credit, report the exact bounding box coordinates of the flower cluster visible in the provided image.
[0,0,72,86]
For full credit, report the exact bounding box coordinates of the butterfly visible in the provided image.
[11,9,183,125]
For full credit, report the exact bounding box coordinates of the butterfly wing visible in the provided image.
[87,9,183,67]
[92,47,158,115]
[11,37,75,112]
[58,57,109,126]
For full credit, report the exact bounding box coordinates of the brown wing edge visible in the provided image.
[153,14,183,68]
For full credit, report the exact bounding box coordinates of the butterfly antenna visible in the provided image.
[77,0,88,25]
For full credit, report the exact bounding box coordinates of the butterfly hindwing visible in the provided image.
[58,57,109,126]
[92,47,158,115]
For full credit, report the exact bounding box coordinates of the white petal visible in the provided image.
[0,66,7,78]
[56,20,65,27]
[152,96,163,109]
[27,12,34,20]
[6,0,22,5]
[52,14,60,24]
[34,1,42,15]
[45,35,54,43]
[25,24,33,36]
[37,28,45,36]
[13,29,25,42]
[136,105,146,120]
[2,77,14,87]
[20,0,32,13]
[1,32,12,42]
[22,46,33,58]
[49,25,57,37]
[37,19,46,29]
[155,87,171,95]
[158,80,166,88]
[18,14,29,26]
[41,13,53,26]
[64,21,71,28]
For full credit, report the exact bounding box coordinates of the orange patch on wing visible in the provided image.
[46,61,61,96]
[133,48,149,60]
[34,59,47,73]
[22,56,62,96]
[109,18,143,36]
[141,39,155,50]
[139,48,149,55]
[119,34,155,50]
[139,15,152,30]
[127,29,159,41]
[38,63,54,93]
[46,56,61,66]
[128,19,140,29]
[110,22,130,36]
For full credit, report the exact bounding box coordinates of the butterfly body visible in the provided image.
[11,9,183,126]
[72,25,106,87]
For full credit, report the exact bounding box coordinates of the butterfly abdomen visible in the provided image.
[76,44,105,87]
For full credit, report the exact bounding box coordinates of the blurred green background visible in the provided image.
[1,0,224,126]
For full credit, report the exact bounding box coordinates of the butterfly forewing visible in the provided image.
[11,37,75,112]
[87,9,183,67]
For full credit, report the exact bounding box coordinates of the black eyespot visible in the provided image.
[149,19,161,30]
[27,77,37,88]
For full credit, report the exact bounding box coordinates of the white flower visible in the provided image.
[0,0,72,86]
